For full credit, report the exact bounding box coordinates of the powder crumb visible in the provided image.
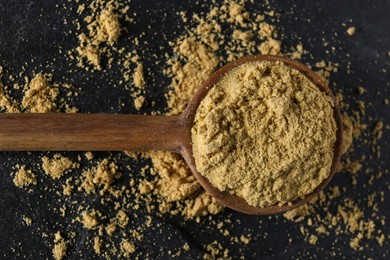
[133,63,146,89]
[346,26,356,36]
[376,234,385,246]
[97,8,121,45]
[134,95,145,110]
[116,210,129,227]
[52,232,67,260]
[373,121,383,143]
[259,38,281,55]
[42,154,78,180]
[203,240,230,259]
[357,86,365,95]
[309,234,318,245]
[13,165,37,188]
[138,180,155,194]
[341,114,354,155]
[22,216,32,226]
[283,203,311,222]
[259,22,275,38]
[240,235,251,244]
[93,236,102,255]
[182,243,190,251]
[85,152,94,160]
[22,74,59,113]
[183,192,224,218]
[120,240,136,257]
[106,222,117,236]
[80,210,99,229]
[349,233,363,250]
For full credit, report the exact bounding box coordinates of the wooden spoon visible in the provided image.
[0,55,343,215]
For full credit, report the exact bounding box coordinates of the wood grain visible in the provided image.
[0,114,186,152]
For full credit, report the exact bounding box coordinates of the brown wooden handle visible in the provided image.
[0,114,187,152]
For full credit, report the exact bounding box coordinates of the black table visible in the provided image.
[0,0,389,259]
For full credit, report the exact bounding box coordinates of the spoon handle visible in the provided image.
[0,114,187,152]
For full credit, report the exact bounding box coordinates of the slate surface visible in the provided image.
[0,0,389,259]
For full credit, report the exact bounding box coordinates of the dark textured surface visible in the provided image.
[0,0,389,259]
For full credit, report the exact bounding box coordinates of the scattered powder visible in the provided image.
[13,165,37,188]
[22,216,32,226]
[2,0,387,258]
[1,72,77,113]
[165,36,219,115]
[203,240,230,259]
[75,2,121,70]
[42,154,78,180]
[148,151,223,218]
[0,81,19,112]
[80,159,121,195]
[340,113,354,155]
[192,61,337,207]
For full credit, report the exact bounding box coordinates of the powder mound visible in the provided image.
[42,154,78,180]
[80,211,99,229]
[13,165,37,188]
[22,74,59,113]
[192,61,337,208]
[52,232,67,260]
[80,159,121,195]
[150,151,201,201]
[120,240,136,257]
[97,9,121,45]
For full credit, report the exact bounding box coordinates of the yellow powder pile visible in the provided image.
[133,63,146,89]
[120,240,136,257]
[52,232,67,260]
[192,61,337,207]
[148,151,223,218]
[0,81,19,112]
[93,236,102,255]
[13,165,37,188]
[132,62,147,110]
[1,72,77,113]
[42,154,79,180]
[79,210,99,229]
[22,74,59,113]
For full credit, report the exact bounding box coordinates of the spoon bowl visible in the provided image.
[180,55,343,215]
[0,55,343,215]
